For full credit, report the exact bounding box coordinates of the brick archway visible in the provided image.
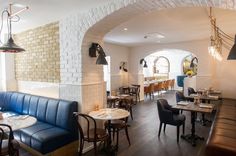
[59,0,236,112]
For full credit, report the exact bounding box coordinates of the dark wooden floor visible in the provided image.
[20,90,222,156]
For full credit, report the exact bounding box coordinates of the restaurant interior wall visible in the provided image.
[14,22,60,98]
[143,50,191,90]
[129,39,214,100]
[129,39,236,99]
[104,42,130,92]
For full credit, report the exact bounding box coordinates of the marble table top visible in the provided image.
[0,113,37,131]
[89,108,130,120]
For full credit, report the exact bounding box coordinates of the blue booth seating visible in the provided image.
[0,91,78,154]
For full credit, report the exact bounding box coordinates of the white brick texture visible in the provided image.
[59,0,236,112]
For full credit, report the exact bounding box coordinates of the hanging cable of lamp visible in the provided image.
[208,7,236,61]
[0,4,29,53]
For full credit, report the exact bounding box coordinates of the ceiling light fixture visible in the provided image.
[144,32,165,39]
[124,28,128,31]
[0,4,29,53]
[208,7,235,61]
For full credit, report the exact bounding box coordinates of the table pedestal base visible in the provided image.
[181,134,204,146]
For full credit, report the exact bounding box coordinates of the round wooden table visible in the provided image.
[0,113,37,131]
[89,108,130,120]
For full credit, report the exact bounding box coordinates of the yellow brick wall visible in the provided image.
[14,22,60,83]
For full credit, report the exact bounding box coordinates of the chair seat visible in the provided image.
[85,128,108,142]
[104,120,128,129]
[173,114,186,125]
[14,121,75,154]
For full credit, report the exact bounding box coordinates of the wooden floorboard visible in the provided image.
[19,90,226,156]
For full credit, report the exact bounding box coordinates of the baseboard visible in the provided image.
[19,141,78,156]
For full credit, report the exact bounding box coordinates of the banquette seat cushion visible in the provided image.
[206,102,236,156]
[0,92,78,154]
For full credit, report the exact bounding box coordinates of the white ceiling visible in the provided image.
[1,1,236,47]
[104,7,236,47]
[0,0,110,33]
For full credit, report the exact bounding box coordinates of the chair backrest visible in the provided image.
[0,124,15,154]
[170,79,175,87]
[74,113,97,141]
[176,91,186,102]
[188,87,196,96]
[156,99,173,123]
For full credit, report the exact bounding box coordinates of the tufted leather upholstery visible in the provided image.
[206,102,236,156]
[0,92,78,154]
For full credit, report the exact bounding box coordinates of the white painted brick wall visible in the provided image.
[59,0,235,112]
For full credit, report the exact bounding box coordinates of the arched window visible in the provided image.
[153,56,170,80]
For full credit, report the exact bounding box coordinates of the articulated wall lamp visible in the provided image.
[140,59,148,68]
[89,43,108,65]
[190,57,198,68]
[119,62,128,72]
[0,4,29,53]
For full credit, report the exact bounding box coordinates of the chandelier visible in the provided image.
[208,7,235,61]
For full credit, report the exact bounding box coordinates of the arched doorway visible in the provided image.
[59,1,235,111]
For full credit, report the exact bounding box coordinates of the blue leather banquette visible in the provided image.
[0,91,78,154]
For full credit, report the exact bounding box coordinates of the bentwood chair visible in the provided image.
[73,113,109,156]
[104,117,131,150]
[131,84,140,102]
[0,124,20,156]
[156,99,185,142]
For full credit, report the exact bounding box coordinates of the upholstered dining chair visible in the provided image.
[188,87,197,96]
[73,113,109,156]
[104,117,131,150]
[0,124,20,156]
[156,99,185,142]
[175,91,186,114]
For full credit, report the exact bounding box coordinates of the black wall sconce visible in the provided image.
[140,59,148,68]
[89,43,108,65]
[190,57,198,68]
[119,62,128,72]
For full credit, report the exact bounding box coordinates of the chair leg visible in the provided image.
[94,141,97,156]
[183,122,185,135]
[158,122,163,136]
[79,139,84,156]
[116,129,119,149]
[125,126,131,145]
[130,106,133,120]
[177,126,180,143]
[163,124,166,132]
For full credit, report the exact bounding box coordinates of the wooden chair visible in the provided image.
[104,117,130,150]
[119,87,130,95]
[118,96,134,120]
[170,79,175,90]
[144,83,154,99]
[73,113,109,156]
[130,84,140,103]
[0,124,20,156]
[156,99,185,142]
[154,82,162,95]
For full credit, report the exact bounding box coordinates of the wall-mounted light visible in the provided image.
[89,43,108,65]
[140,58,148,68]
[190,57,198,68]
[119,62,128,72]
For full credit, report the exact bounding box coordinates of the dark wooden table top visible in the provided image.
[173,102,214,113]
